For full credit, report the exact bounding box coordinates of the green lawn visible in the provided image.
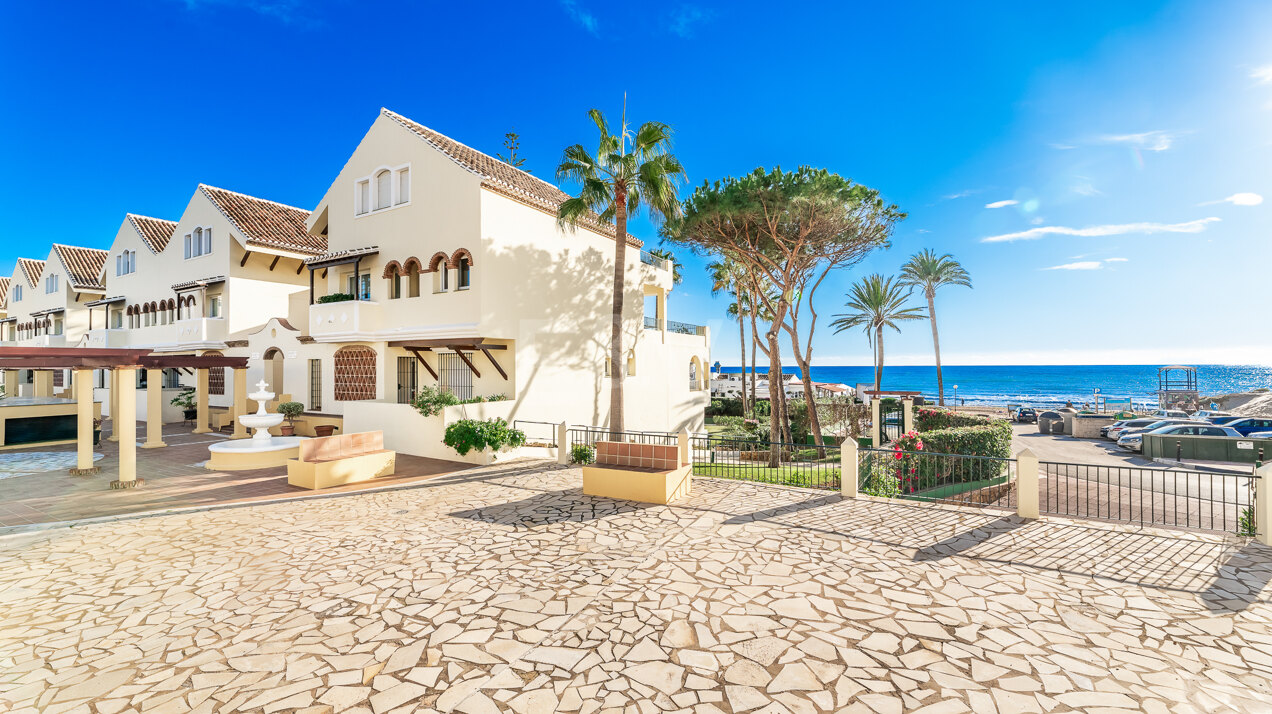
[692,462,840,490]
[903,474,1010,501]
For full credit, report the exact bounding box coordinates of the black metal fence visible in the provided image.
[513,420,559,447]
[690,436,840,490]
[567,427,679,450]
[1039,461,1257,535]
[859,448,1016,509]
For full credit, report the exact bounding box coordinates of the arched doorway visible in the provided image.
[263,348,285,397]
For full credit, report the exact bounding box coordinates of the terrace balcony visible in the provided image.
[83,328,130,349]
[174,317,228,345]
[309,298,382,340]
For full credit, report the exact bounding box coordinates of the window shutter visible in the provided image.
[116,255,121,276]
[376,171,391,210]
[203,227,212,255]
[184,235,191,259]
[397,169,410,204]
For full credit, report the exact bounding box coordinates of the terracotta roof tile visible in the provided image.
[381,109,641,247]
[52,244,109,291]
[17,258,45,287]
[127,214,177,254]
[199,185,327,256]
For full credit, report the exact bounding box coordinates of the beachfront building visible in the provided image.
[711,371,851,401]
[0,245,109,397]
[226,108,711,457]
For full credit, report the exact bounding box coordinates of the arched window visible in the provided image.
[375,170,392,210]
[689,357,702,391]
[403,258,422,297]
[334,346,376,401]
[457,257,471,289]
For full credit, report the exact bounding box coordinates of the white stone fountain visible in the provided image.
[205,379,307,471]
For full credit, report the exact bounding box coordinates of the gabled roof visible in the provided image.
[199,184,327,256]
[52,244,109,291]
[16,258,44,287]
[0,277,8,309]
[380,108,640,247]
[126,214,177,254]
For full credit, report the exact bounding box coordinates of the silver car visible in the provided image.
[1116,422,1231,452]
[1107,418,1162,441]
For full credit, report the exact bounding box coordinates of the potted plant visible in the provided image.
[314,423,337,437]
[171,387,197,421]
[276,401,304,436]
[92,417,103,445]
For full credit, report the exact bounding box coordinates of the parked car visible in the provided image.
[1106,418,1164,441]
[1117,422,1242,452]
[1115,419,1207,451]
[1150,409,1191,419]
[1191,410,1233,421]
[1207,415,1246,425]
[1014,407,1037,423]
[1100,420,1125,438]
[1225,417,1272,437]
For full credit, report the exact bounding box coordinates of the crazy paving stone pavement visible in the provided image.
[2,459,1272,713]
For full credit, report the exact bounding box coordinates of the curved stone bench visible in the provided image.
[287,431,396,490]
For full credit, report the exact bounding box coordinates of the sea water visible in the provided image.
[715,364,1272,408]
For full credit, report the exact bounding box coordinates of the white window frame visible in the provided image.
[353,163,411,218]
[12,285,21,302]
[45,274,59,294]
[184,227,213,260]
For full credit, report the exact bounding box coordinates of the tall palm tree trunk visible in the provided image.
[874,326,884,393]
[927,291,944,406]
[609,196,627,436]
[737,312,748,413]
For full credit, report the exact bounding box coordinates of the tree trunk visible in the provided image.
[609,194,627,436]
[928,292,944,407]
[748,309,762,419]
[789,339,826,455]
[875,326,884,393]
[737,311,748,414]
[765,321,785,468]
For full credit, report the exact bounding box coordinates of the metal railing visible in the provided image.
[568,427,678,449]
[644,316,662,330]
[1039,461,1256,535]
[860,448,1016,509]
[640,250,671,270]
[667,320,704,336]
[691,436,840,490]
[513,420,559,447]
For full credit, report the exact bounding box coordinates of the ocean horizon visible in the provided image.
[715,364,1272,408]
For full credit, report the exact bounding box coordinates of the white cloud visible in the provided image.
[1104,257,1129,262]
[985,199,1018,209]
[1099,130,1177,151]
[1049,143,1077,150]
[1030,216,1045,225]
[1043,261,1103,271]
[941,188,980,200]
[1072,181,1102,197]
[561,0,598,34]
[669,5,712,37]
[1252,65,1272,84]
[1199,192,1263,206]
[981,217,1220,243]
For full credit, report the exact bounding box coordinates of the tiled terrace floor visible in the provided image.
[2,461,1272,713]
[0,425,473,531]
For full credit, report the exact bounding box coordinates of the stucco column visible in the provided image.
[193,368,211,434]
[1016,448,1039,519]
[33,370,53,398]
[1256,462,1272,546]
[142,368,166,449]
[111,366,141,489]
[557,422,570,465]
[70,368,99,475]
[3,369,17,399]
[107,369,120,441]
[870,399,882,448]
[231,368,248,439]
[841,437,858,498]
[902,397,915,434]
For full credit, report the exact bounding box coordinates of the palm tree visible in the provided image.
[557,106,685,434]
[709,259,747,412]
[647,248,682,284]
[899,250,971,406]
[831,274,926,394]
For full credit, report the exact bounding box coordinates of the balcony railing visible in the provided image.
[667,320,705,336]
[640,250,671,271]
[644,316,662,330]
[310,299,382,337]
[175,317,227,344]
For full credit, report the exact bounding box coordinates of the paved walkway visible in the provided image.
[2,460,1271,712]
[0,425,473,531]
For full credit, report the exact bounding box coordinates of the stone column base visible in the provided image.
[109,478,145,490]
[140,442,168,449]
[68,467,101,477]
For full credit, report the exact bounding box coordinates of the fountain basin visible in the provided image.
[207,436,307,471]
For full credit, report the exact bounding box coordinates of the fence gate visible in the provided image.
[396,356,417,404]
[438,352,473,401]
[879,400,904,442]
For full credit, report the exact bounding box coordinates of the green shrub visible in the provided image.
[706,398,744,417]
[860,456,901,498]
[1239,506,1257,537]
[170,387,196,410]
[276,401,305,425]
[570,444,595,464]
[443,418,526,456]
[317,292,354,304]
[753,400,771,418]
[412,385,460,416]
[892,421,1013,491]
[915,408,995,432]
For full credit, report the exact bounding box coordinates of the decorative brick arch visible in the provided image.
[426,252,449,273]
[381,260,403,279]
[450,248,474,268]
[334,346,376,401]
[402,257,423,274]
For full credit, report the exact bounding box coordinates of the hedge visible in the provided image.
[891,419,1013,492]
[914,408,996,432]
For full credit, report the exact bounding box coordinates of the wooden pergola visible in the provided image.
[0,347,248,488]
[388,339,509,381]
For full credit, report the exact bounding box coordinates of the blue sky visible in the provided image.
[1,1,1269,366]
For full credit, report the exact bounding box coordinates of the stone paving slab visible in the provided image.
[1,460,1271,712]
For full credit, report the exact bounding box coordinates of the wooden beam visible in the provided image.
[268,255,280,272]
[388,339,506,350]
[240,251,251,268]
[452,349,481,379]
[408,348,438,380]
[296,261,305,275]
[480,348,507,380]
[321,268,328,279]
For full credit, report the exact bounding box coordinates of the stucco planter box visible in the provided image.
[582,464,692,505]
